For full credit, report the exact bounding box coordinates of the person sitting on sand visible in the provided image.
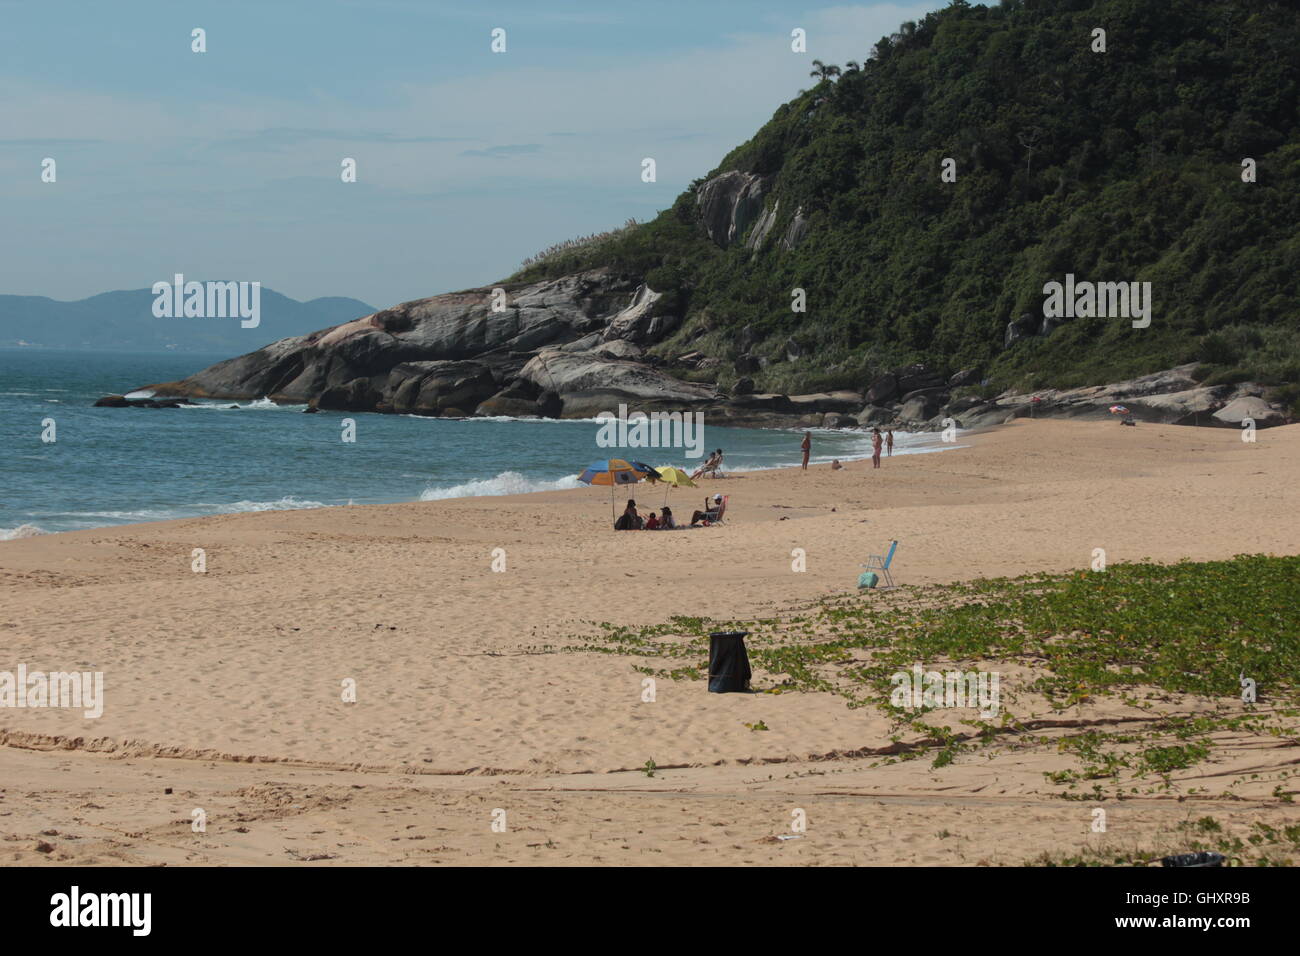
[660,506,677,529]
[644,511,660,530]
[830,459,843,470]
[691,493,724,526]
[614,499,643,530]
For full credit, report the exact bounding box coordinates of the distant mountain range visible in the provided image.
[0,288,375,352]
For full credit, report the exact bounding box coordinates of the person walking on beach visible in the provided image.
[871,428,883,469]
[800,432,811,470]
[886,429,895,457]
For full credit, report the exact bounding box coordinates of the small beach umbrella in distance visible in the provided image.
[630,461,659,484]
[654,466,697,506]
[577,458,649,520]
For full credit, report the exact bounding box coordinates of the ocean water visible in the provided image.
[0,348,959,537]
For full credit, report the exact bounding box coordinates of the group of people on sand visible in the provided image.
[615,493,724,530]
[801,428,894,471]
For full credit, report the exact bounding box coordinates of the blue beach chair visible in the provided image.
[862,540,899,588]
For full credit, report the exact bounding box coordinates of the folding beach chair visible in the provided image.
[710,494,729,524]
[695,455,725,480]
[862,540,898,588]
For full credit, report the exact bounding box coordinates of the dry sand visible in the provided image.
[3,419,1298,865]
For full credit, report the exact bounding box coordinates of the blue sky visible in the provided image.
[1,0,948,308]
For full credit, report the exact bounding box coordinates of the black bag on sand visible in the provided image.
[708,631,752,693]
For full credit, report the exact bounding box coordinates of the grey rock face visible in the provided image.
[986,364,1289,428]
[696,171,771,247]
[780,206,809,251]
[1004,312,1038,348]
[899,392,946,422]
[895,365,945,394]
[788,391,865,414]
[1212,396,1286,427]
[515,348,716,418]
[476,379,543,418]
[745,199,781,250]
[601,284,665,344]
[856,404,896,426]
[383,360,497,416]
[139,269,636,406]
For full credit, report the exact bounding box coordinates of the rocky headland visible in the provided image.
[110,258,1291,433]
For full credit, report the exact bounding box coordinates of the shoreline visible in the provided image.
[1,420,968,541]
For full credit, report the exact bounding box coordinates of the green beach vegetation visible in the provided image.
[566,554,1300,845]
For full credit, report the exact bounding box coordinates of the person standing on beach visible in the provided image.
[801,432,811,470]
[886,429,895,457]
[871,428,883,469]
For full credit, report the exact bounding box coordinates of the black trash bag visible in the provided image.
[1160,851,1224,867]
[708,631,751,693]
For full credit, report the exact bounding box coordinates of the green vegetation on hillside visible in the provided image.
[511,0,1300,396]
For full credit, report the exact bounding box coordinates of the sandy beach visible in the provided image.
[3,419,1299,866]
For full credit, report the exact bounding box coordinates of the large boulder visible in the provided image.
[895,364,946,394]
[601,284,668,344]
[594,339,644,361]
[899,391,946,422]
[866,373,899,404]
[728,393,795,412]
[1212,396,1287,427]
[788,391,865,414]
[1125,385,1232,423]
[899,386,950,406]
[515,348,716,418]
[475,379,543,418]
[316,377,382,412]
[136,269,632,404]
[385,361,497,416]
[856,404,896,426]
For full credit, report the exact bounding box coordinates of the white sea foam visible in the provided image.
[420,471,582,501]
[401,414,605,424]
[179,397,306,411]
[52,497,327,524]
[0,523,47,540]
[222,496,325,512]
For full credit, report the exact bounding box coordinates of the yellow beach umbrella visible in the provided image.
[654,466,697,506]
